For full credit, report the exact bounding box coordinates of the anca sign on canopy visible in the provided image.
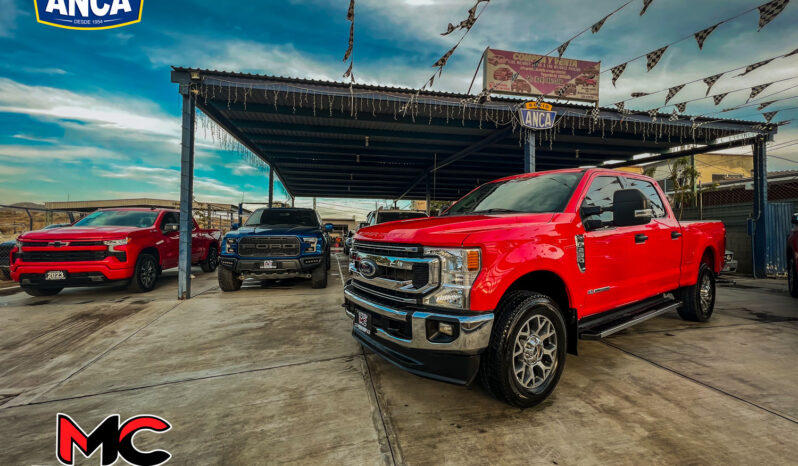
[518,101,557,130]
[34,0,143,30]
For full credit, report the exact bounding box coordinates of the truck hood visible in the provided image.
[20,226,144,241]
[227,225,322,238]
[355,213,554,246]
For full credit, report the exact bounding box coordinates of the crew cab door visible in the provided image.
[159,212,180,269]
[190,218,204,263]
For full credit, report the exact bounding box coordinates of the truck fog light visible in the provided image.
[438,322,454,336]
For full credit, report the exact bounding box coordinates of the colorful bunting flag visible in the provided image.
[591,15,610,33]
[748,82,772,101]
[703,73,723,96]
[665,84,685,104]
[557,40,570,58]
[694,24,719,50]
[675,102,687,113]
[611,63,627,86]
[738,58,774,76]
[757,100,776,110]
[713,93,728,105]
[640,0,654,16]
[758,0,790,30]
[763,111,778,122]
[646,46,668,71]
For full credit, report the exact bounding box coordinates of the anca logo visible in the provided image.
[56,413,171,466]
[34,0,144,30]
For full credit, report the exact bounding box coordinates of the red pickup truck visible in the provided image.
[345,168,725,407]
[10,208,221,296]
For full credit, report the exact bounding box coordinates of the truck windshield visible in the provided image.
[245,209,319,227]
[444,172,583,216]
[377,212,427,223]
[73,210,158,227]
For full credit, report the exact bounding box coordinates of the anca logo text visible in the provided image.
[56,413,171,466]
[34,0,144,30]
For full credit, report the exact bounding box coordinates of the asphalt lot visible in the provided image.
[1,255,796,465]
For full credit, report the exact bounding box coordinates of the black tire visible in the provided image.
[218,266,242,292]
[22,286,62,297]
[480,291,567,408]
[676,262,716,322]
[200,245,218,273]
[788,255,798,298]
[326,250,331,270]
[311,257,328,289]
[129,253,159,293]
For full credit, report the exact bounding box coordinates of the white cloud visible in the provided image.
[97,164,247,199]
[0,0,20,38]
[0,144,124,162]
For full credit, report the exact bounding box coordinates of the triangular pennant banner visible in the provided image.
[591,107,600,122]
[738,58,775,76]
[713,93,728,105]
[433,45,457,68]
[346,0,355,21]
[615,102,625,112]
[343,22,354,62]
[665,84,685,104]
[343,61,353,79]
[757,100,776,110]
[640,0,654,15]
[611,63,627,86]
[703,73,723,96]
[631,92,650,98]
[675,102,687,113]
[758,0,790,30]
[748,82,772,101]
[763,111,778,122]
[694,24,718,50]
[556,86,568,97]
[777,120,791,126]
[557,40,570,58]
[648,108,660,122]
[591,15,610,33]
[441,0,487,35]
[669,109,679,121]
[646,46,668,71]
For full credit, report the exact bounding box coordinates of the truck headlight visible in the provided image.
[224,237,237,254]
[422,248,481,310]
[104,238,129,251]
[302,237,320,253]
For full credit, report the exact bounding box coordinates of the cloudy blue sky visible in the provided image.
[0,0,796,212]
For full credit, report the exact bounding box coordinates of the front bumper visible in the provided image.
[10,261,134,285]
[344,286,494,385]
[219,255,323,278]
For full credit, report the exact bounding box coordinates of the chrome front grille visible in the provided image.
[352,240,422,258]
[350,246,440,302]
[238,236,300,257]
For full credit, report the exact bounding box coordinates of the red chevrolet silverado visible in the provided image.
[345,168,725,407]
[10,208,221,296]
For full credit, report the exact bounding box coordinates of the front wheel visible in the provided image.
[311,257,328,289]
[22,286,63,297]
[676,262,715,321]
[201,245,218,273]
[788,256,798,298]
[480,291,567,408]
[129,253,159,293]
[218,266,243,292]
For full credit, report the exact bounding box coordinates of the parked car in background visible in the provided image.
[0,241,13,280]
[344,222,369,256]
[788,213,798,298]
[365,209,428,226]
[9,208,220,296]
[218,208,332,290]
[346,168,726,407]
[721,250,738,273]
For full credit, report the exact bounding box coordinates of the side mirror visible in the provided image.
[231,223,240,231]
[792,213,798,225]
[324,223,334,232]
[613,189,653,227]
[580,205,603,218]
[163,223,179,233]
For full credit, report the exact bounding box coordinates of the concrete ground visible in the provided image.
[0,258,796,465]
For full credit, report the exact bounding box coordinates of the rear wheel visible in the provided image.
[480,291,567,408]
[200,245,218,273]
[22,286,63,297]
[676,263,715,321]
[129,253,159,293]
[311,256,328,289]
[218,266,242,292]
[788,255,798,298]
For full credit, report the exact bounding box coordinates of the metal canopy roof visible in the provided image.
[172,68,774,201]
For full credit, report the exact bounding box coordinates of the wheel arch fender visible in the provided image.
[138,246,161,269]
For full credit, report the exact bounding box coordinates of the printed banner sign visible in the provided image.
[35,0,143,30]
[484,48,600,103]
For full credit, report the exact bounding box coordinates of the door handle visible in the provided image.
[635,234,648,244]
[671,231,682,239]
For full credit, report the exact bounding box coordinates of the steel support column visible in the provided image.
[752,138,768,278]
[178,84,196,299]
[524,132,535,173]
[268,168,274,208]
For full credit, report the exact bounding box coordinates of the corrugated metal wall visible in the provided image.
[764,203,794,277]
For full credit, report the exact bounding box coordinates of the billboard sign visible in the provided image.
[483,48,600,103]
[519,106,557,130]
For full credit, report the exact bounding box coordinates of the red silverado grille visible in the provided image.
[23,250,108,262]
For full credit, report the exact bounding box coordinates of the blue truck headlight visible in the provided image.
[422,248,481,310]
[302,237,320,253]
[224,237,237,254]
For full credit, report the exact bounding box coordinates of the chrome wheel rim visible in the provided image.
[699,273,713,312]
[513,314,558,390]
[141,259,156,288]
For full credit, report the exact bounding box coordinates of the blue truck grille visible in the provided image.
[238,236,301,257]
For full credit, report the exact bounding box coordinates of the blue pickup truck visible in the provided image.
[218,208,333,290]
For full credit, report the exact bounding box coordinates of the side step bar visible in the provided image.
[579,300,682,340]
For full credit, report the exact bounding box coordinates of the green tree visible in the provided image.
[665,157,700,220]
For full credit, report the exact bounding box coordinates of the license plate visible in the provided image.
[261,260,276,269]
[45,271,66,281]
[354,311,371,335]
